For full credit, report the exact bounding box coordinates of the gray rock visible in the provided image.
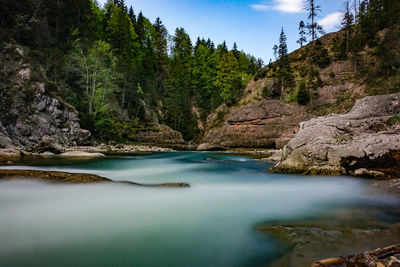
[0,44,91,155]
[271,93,400,178]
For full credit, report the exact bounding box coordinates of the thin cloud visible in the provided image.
[251,0,304,13]
[318,12,344,31]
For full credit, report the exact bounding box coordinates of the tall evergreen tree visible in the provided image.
[305,0,325,44]
[165,28,194,139]
[342,1,354,54]
[297,21,307,47]
[277,28,294,100]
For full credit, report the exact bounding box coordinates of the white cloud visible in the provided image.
[318,12,344,32]
[251,0,304,13]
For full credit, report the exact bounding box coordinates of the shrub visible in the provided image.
[388,114,400,126]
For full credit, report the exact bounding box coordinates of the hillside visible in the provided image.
[199,18,400,150]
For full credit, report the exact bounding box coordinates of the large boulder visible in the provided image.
[0,44,90,155]
[132,124,187,149]
[271,93,400,178]
[198,100,309,150]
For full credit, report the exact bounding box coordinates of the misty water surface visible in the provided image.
[0,152,398,266]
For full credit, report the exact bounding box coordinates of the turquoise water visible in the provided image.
[0,152,399,266]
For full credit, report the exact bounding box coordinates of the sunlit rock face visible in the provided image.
[198,100,309,151]
[0,44,90,155]
[271,92,400,178]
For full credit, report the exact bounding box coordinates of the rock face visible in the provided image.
[133,124,186,149]
[271,93,400,178]
[0,44,90,155]
[198,100,309,150]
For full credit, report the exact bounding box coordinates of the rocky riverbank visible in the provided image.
[0,144,177,161]
[0,169,190,188]
[270,93,400,179]
[257,209,400,267]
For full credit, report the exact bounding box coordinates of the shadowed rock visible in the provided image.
[0,169,190,188]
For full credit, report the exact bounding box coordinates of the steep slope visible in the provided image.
[0,44,187,154]
[0,44,90,156]
[199,25,400,151]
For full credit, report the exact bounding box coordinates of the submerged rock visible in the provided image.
[0,169,190,188]
[257,209,400,267]
[270,93,400,179]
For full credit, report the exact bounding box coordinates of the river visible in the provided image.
[0,152,399,266]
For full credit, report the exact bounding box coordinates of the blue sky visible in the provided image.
[97,0,345,63]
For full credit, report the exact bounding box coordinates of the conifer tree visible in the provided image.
[277,28,294,100]
[273,45,278,60]
[297,21,307,47]
[342,1,354,54]
[305,0,325,44]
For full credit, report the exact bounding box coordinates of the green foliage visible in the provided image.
[215,52,242,105]
[296,79,310,105]
[388,114,400,126]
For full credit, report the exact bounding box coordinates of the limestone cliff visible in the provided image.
[0,44,90,156]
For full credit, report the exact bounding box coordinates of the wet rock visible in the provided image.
[313,245,400,267]
[271,93,400,179]
[58,151,106,158]
[257,210,400,267]
[197,143,226,151]
[0,169,190,188]
[198,100,309,150]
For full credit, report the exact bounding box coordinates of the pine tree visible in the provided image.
[277,28,294,100]
[165,28,194,139]
[215,52,241,105]
[153,17,168,96]
[273,45,278,60]
[297,21,307,47]
[342,1,354,54]
[305,0,325,44]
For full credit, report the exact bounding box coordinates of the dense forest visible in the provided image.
[0,0,263,141]
[1,0,399,143]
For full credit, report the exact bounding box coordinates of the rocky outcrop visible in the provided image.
[0,169,190,188]
[0,44,90,156]
[271,93,400,178]
[198,100,309,151]
[132,124,187,149]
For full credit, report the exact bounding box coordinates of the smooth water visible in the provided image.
[0,152,399,266]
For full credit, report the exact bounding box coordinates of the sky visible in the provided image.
[97,0,345,63]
